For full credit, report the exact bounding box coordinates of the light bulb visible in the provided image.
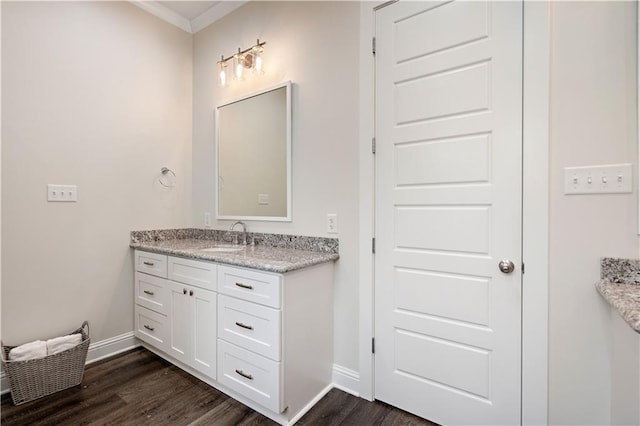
[233,48,245,81]
[254,54,263,73]
[219,68,227,86]
[235,60,244,80]
[218,56,228,87]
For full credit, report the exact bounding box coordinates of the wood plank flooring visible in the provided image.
[1,347,436,425]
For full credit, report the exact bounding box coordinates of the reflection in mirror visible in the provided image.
[216,82,291,221]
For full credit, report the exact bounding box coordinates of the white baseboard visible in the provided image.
[289,383,333,425]
[85,331,139,365]
[332,364,360,397]
[1,332,140,396]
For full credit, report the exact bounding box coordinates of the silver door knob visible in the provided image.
[498,260,515,274]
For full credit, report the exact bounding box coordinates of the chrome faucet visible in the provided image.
[230,221,247,245]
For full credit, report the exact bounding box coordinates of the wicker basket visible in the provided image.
[1,321,90,405]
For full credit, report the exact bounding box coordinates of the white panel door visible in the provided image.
[374,1,523,425]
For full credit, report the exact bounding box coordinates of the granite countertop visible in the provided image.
[130,229,339,274]
[596,258,640,333]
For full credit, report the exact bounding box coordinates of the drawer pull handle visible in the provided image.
[143,261,155,266]
[143,290,155,296]
[235,282,253,290]
[143,325,155,331]
[235,369,253,380]
[235,322,253,330]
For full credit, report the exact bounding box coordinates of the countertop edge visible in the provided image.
[596,280,640,334]
[130,242,339,274]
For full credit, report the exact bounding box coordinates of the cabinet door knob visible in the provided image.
[189,290,194,296]
[183,289,187,295]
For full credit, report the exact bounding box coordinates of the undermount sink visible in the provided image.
[200,245,245,253]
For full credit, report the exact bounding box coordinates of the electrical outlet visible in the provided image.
[204,212,211,227]
[327,213,338,233]
[258,194,269,205]
[47,184,77,202]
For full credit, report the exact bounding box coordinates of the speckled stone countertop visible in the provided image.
[130,229,339,274]
[596,258,640,333]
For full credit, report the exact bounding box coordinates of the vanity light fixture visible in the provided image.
[217,39,266,86]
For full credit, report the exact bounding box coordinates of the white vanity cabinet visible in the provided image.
[133,249,334,425]
[217,263,334,421]
[134,251,217,379]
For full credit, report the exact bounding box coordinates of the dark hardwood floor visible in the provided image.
[1,347,435,425]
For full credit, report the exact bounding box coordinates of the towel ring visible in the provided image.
[159,167,176,188]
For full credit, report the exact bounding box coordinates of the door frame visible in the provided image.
[357,2,550,425]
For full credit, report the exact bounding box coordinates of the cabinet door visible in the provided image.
[168,256,217,291]
[135,305,168,351]
[135,271,169,315]
[167,280,192,366]
[192,287,217,379]
[218,340,281,413]
[218,265,281,308]
[135,250,167,278]
[218,294,281,361]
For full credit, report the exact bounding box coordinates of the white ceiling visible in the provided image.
[130,1,246,34]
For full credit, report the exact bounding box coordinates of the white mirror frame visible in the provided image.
[215,81,292,222]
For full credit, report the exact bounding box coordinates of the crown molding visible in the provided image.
[130,1,248,34]
[130,1,192,33]
[191,1,247,33]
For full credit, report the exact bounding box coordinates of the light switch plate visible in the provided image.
[47,184,78,202]
[564,164,632,194]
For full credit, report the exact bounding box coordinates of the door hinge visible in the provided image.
[372,237,375,253]
[522,262,525,274]
[372,137,376,154]
[372,337,375,354]
[372,37,376,55]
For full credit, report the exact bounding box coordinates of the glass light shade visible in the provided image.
[234,54,245,80]
[253,48,264,74]
[218,62,228,87]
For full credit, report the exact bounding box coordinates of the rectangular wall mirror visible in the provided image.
[216,82,292,221]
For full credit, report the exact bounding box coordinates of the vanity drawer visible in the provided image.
[168,256,217,291]
[218,265,281,309]
[135,251,167,278]
[135,305,168,351]
[135,271,168,315]
[217,340,281,413]
[218,295,281,361]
